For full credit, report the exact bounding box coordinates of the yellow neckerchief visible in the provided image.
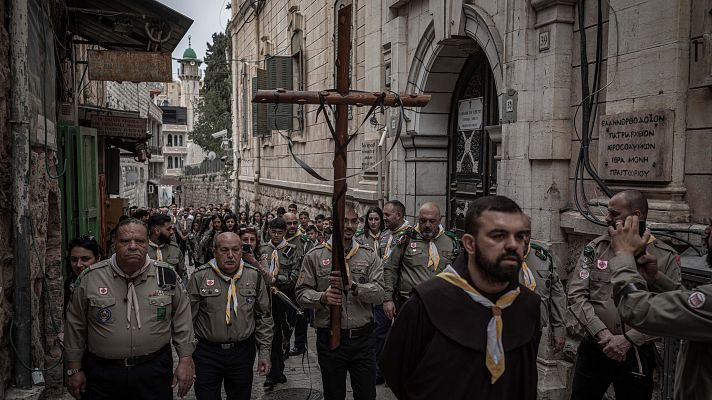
[647,234,656,244]
[209,258,244,325]
[384,221,411,260]
[298,226,306,235]
[520,243,536,290]
[438,265,520,384]
[325,238,360,284]
[269,239,289,278]
[286,232,301,242]
[149,240,163,261]
[414,224,446,271]
[110,254,151,329]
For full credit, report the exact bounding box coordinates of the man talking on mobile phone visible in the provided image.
[567,189,681,400]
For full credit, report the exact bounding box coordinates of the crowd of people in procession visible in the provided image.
[60,191,712,400]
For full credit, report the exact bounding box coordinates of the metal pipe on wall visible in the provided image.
[10,0,33,389]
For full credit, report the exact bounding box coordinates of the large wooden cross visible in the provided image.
[253,3,429,349]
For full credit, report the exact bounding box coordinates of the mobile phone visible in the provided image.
[242,243,252,254]
[638,220,646,237]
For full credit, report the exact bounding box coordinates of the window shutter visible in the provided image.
[266,56,293,131]
[76,127,100,239]
[252,68,269,137]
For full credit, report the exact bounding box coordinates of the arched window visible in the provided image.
[179,135,183,146]
[167,135,173,147]
[168,156,173,169]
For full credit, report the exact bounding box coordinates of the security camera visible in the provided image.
[211,129,228,139]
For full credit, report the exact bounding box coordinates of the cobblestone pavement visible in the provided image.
[170,327,397,400]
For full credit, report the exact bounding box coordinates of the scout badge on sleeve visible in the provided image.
[688,291,706,309]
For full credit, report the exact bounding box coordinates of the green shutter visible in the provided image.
[76,127,100,239]
[266,56,293,131]
[252,68,269,137]
[59,125,78,264]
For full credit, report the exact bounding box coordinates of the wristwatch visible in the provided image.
[66,368,82,377]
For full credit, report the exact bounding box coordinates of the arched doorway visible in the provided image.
[448,49,499,232]
[404,5,503,227]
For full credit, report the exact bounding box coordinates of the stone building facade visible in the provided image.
[230,0,711,253]
[229,0,711,395]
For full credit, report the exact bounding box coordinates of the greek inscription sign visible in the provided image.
[362,140,377,171]
[598,110,673,182]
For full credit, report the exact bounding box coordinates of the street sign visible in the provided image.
[88,50,172,82]
[91,115,148,140]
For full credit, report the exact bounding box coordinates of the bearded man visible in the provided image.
[380,196,540,400]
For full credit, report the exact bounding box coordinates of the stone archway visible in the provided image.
[400,4,504,222]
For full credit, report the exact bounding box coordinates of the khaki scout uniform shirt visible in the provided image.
[522,241,566,338]
[188,263,274,360]
[64,258,194,363]
[296,241,385,329]
[286,233,308,264]
[355,230,385,259]
[568,235,680,344]
[258,241,299,291]
[611,254,712,400]
[383,228,460,301]
[148,240,186,280]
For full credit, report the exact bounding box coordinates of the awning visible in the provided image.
[68,0,193,52]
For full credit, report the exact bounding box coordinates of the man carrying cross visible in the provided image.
[296,204,384,400]
[253,4,427,399]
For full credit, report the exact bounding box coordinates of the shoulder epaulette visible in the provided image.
[359,242,375,252]
[444,230,459,242]
[194,263,213,273]
[652,238,677,253]
[305,243,326,256]
[243,263,259,272]
[355,229,365,237]
[530,242,550,261]
[300,234,309,242]
[74,259,111,286]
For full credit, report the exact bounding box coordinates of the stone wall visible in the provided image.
[180,171,233,208]
[0,1,65,397]
[0,0,13,394]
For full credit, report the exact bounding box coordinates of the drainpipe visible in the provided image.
[253,5,262,205]
[10,0,33,389]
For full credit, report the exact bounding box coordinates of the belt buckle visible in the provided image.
[221,343,233,350]
[124,357,136,367]
[348,328,356,339]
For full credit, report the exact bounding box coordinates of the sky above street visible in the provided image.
[163,0,231,78]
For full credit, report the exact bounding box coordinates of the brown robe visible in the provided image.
[380,254,541,400]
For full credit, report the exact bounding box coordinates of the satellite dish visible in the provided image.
[207,151,217,161]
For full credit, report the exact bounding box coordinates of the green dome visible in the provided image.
[182,47,197,60]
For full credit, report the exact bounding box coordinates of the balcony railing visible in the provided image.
[149,145,162,155]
